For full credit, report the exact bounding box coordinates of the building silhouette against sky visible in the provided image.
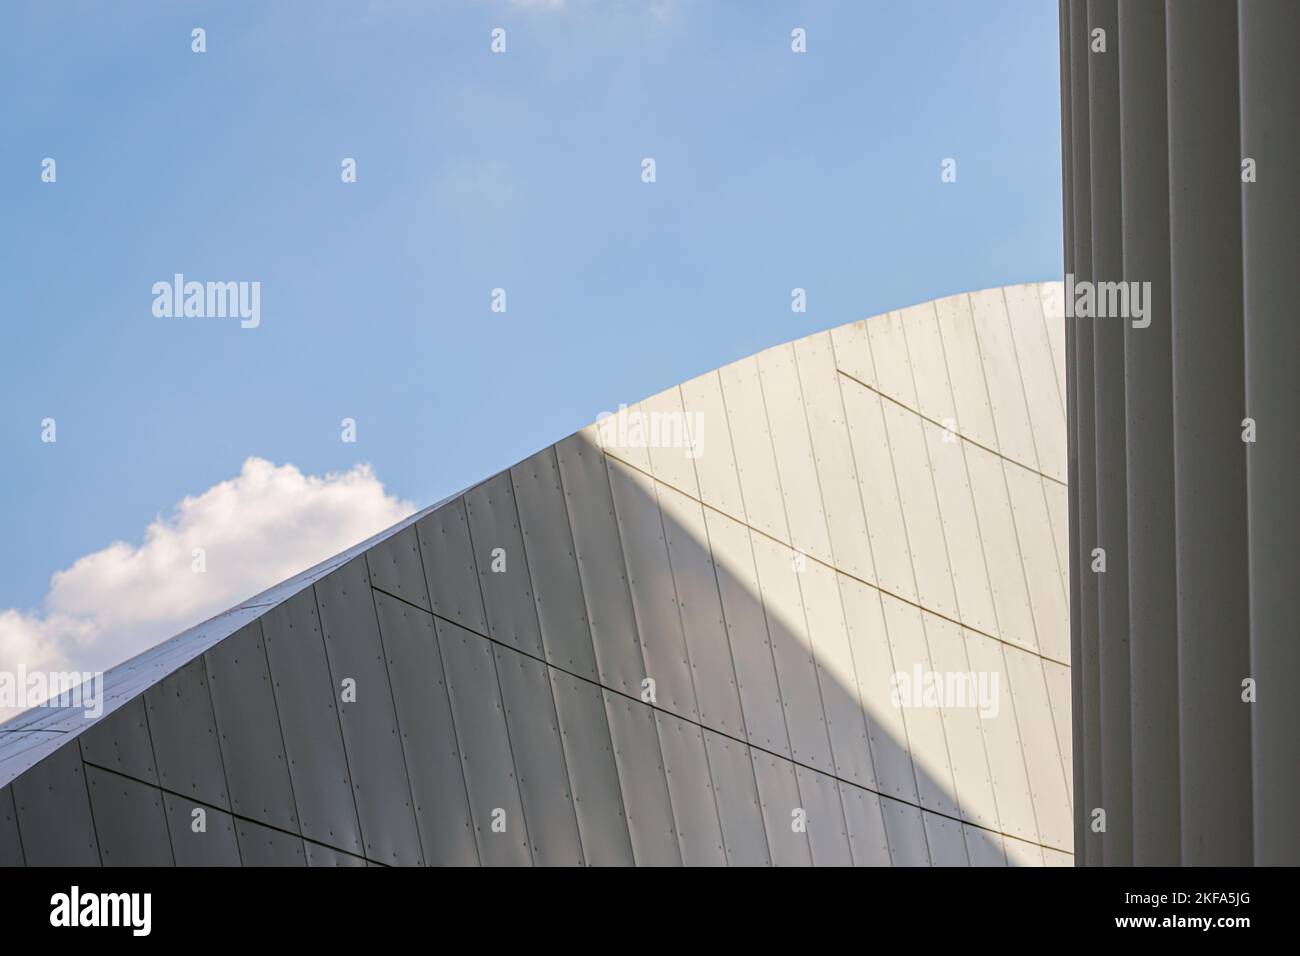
[1,283,1074,867]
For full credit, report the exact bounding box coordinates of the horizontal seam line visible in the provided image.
[598,451,1070,669]
[371,584,1073,857]
[79,759,387,867]
[836,368,1069,488]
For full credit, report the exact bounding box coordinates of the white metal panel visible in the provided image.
[601,691,681,866]
[757,343,833,566]
[934,293,999,451]
[962,628,1039,845]
[879,593,959,818]
[882,400,957,619]
[12,745,100,865]
[605,455,699,723]
[306,842,367,867]
[162,793,240,866]
[1004,461,1070,663]
[1041,659,1073,804]
[547,669,635,866]
[922,810,970,866]
[642,385,700,499]
[511,447,599,680]
[77,695,157,786]
[865,310,918,408]
[464,472,544,659]
[658,482,746,738]
[653,711,726,866]
[838,575,918,805]
[750,533,835,774]
[1005,283,1067,481]
[799,559,876,789]
[315,558,424,867]
[1042,847,1074,867]
[205,621,300,836]
[84,766,173,866]
[416,496,488,634]
[595,401,652,473]
[838,781,891,866]
[794,765,853,866]
[702,507,790,757]
[680,371,746,520]
[1003,833,1046,867]
[436,619,533,866]
[750,749,812,866]
[964,442,1038,652]
[792,332,876,582]
[1003,643,1073,852]
[963,823,1008,867]
[881,798,930,866]
[901,301,958,427]
[364,524,430,611]
[969,287,1039,470]
[922,613,1000,831]
[923,419,999,636]
[702,730,770,866]
[374,594,478,866]
[829,318,875,389]
[143,658,229,812]
[1037,281,1069,418]
[493,648,584,866]
[260,590,362,857]
[718,356,790,544]
[84,771,161,868]
[235,818,306,866]
[555,428,647,697]
[840,380,916,601]
[1042,478,1071,599]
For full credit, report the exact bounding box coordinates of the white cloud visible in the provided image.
[0,457,415,722]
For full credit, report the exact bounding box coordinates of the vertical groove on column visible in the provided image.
[1058,0,1084,867]
[1117,0,1179,866]
[1067,0,1100,867]
[1166,0,1252,866]
[1086,0,1131,867]
[1239,0,1300,867]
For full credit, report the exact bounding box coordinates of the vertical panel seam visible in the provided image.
[507,460,598,865]
[828,328,933,865]
[962,292,1049,846]
[411,511,485,867]
[754,346,852,863]
[715,365,813,859]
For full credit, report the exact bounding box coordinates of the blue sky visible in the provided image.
[0,0,1061,634]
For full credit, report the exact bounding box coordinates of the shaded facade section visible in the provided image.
[2,284,1072,867]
